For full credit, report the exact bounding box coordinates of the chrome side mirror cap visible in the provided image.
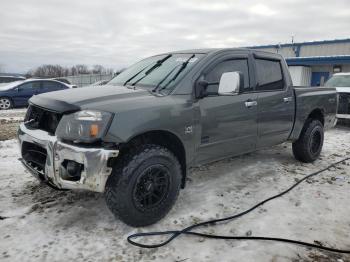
[218,72,243,95]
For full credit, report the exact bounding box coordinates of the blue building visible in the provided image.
[250,38,350,86]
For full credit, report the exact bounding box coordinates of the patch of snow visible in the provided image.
[0,108,27,116]
[0,108,26,123]
[0,128,350,261]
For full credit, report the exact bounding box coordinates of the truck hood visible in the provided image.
[30,85,155,113]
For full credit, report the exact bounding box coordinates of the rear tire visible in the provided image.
[292,119,324,163]
[105,144,182,227]
[0,97,13,110]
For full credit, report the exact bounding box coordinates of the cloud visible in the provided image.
[0,0,349,73]
[250,4,276,16]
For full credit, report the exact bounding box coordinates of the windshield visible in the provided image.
[325,75,350,88]
[108,53,204,92]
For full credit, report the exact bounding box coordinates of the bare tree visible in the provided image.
[75,64,89,74]
[28,64,116,77]
[106,68,115,75]
[92,64,104,74]
[70,66,78,76]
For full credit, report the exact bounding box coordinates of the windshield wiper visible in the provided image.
[123,66,148,87]
[155,54,195,92]
[128,54,172,87]
[152,64,181,92]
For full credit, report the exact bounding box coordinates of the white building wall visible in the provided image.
[277,47,296,57]
[310,65,333,73]
[255,47,296,57]
[288,66,312,86]
[299,43,350,57]
[342,65,350,72]
[254,41,350,58]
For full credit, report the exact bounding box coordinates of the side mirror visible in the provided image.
[218,72,243,95]
[194,80,209,99]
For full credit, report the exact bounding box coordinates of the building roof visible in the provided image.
[286,55,350,66]
[248,38,350,50]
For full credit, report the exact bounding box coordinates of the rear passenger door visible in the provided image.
[254,56,294,148]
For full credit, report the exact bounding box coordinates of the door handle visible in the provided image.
[245,100,258,108]
[283,97,293,103]
[328,98,336,103]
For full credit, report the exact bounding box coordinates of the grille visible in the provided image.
[22,141,47,176]
[25,105,62,134]
[338,93,350,115]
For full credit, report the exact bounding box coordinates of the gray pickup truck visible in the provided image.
[18,49,337,226]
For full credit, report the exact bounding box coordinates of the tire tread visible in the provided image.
[105,144,181,227]
[292,119,324,163]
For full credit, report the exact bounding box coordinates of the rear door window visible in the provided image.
[42,81,63,90]
[255,59,284,91]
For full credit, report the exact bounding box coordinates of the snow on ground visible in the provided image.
[0,127,350,262]
[0,108,26,121]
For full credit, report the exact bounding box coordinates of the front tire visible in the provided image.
[292,119,324,163]
[0,97,13,110]
[105,144,182,227]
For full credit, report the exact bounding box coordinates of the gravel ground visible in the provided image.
[0,108,26,141]
[0,126,350,262]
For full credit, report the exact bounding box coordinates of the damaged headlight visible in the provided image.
[55,110,113,143]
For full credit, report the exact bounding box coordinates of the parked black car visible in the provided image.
[0,79,73,110]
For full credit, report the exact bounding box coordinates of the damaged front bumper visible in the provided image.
[17,123,119,192]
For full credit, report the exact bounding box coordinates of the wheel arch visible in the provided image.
[119,130,187,188]
[307,108,325,126]
[290,107,325,141]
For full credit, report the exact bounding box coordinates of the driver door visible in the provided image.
[196,56,258,164]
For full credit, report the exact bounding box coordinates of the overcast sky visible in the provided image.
[1,0,349,73]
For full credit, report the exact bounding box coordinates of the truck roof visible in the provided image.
[164,48,283,59]
[169,48,242,54]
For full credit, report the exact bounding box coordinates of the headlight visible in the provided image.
[55,110,113,143]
